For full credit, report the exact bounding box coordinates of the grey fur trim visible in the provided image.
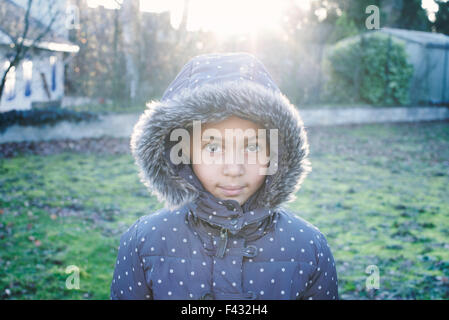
[130,80,312,210]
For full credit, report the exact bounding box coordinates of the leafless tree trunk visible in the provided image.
[120,0,141,101]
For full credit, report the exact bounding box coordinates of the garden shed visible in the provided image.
[374,27,449,105]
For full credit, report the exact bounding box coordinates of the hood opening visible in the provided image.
[130,53,311,211]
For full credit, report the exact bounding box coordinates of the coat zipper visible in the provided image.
[216,227,228,258]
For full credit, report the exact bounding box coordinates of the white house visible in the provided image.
[0,0,79,112]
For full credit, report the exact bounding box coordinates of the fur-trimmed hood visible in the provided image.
[130,52,311,211]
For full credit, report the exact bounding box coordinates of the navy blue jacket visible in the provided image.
[111,205,338,300]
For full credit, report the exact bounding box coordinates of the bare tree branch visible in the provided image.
[0,0,61,100]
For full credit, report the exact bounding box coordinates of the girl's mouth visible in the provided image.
[218,185,245,197]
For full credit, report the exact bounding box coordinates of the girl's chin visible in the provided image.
[217,195,247,206]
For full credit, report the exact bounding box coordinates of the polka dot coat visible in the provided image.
[110,204,338,300]
[113,52,339,299]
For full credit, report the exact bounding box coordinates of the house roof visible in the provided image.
[0,0,79,53]
[336,27,449,50]
[380,27,449,48]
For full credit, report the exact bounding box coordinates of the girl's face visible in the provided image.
[190,115,270,206]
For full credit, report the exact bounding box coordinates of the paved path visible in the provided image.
[1,107,448,143]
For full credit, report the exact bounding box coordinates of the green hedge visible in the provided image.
[0,107,100,134]
[323,32,414,106]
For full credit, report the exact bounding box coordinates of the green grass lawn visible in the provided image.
[0,120,448,299]
[292,121,449,299]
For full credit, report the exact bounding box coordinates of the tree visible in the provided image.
[434,0,449,35]
[385,0,431,31]
[0,0,62,100]
[66,0,129,102]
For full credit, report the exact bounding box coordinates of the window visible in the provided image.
[23,60,33,97]
[50,55,57,91]
[4,61,16,101]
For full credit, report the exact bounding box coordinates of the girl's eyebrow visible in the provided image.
[248,135,265,141]
[202,135,265,141]
[202,135,222,141]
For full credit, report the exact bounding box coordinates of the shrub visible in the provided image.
[323,32,414,106]
[0,107,100,134]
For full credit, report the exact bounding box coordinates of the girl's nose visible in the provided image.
[222,147,245,176]
[223,162,245,176]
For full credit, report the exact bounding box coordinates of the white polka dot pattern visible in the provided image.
[110,207,338,300]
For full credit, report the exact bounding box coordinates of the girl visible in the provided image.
[110,52,338,300]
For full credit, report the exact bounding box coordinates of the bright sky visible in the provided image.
[86,0,122,10]
[139,0,296,35]
[87,0,307,35]
[421,0,444,22]
[86,0,445,33]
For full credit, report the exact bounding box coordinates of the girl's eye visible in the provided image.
[205,143,222,153]
[246,144,260,152]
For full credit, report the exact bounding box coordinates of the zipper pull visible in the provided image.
[216,227,228,258]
